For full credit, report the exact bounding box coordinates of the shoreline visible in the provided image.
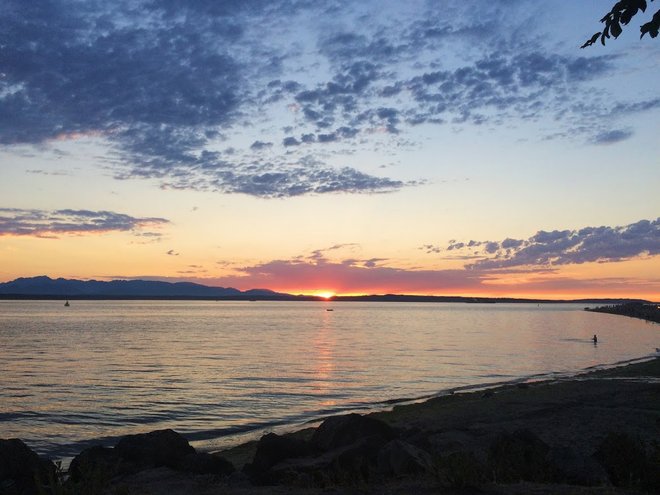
[3,355,659,494]
[214,354,660,465]
[26,352,660,466]
[198,352,659,456]
[2,295,657,304]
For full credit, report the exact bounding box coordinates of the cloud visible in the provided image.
[223,258,486,294]
[1,1,657,198]
[159,248,658,298]
[0,208,168,238]
[0,0,402,198]
[26,169,73,176]
[436,218,660,269]
[250,141,273,151]
[206,246,489,294]
[591,129,633,145]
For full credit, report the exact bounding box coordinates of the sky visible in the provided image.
[1,0,659,299]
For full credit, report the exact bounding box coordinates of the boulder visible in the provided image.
[68,445,124,482]
[244,433,314,483]
[312,414,396,451]
[488,429,556,483]
[376,439,434,476]
[114,429,195,470]
[177,452,235,476]
[593,432,651,488]
[0,438,55,495]
[547,446,609,486]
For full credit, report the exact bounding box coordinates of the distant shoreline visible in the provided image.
[585,301,660,323]
[0,294,655,304]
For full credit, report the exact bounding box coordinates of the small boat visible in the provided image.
[64,300,70,307]
[326,308,333,312]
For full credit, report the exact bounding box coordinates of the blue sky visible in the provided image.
[1,0,659,298]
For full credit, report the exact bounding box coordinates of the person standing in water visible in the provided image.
[593,334,598,344]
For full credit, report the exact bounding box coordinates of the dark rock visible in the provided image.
[114,429,195,470]
[68,445,123,482]
[488,429,556,483]
[244,433,314,483]
[265,433,422,486]
[0,438,55,495]
[177,452,235,476]
[329,435,388,483]
[547,446,609,486]
[312,414,396,451]
[594,432,650,488]
[424,430,475,456]
[437,451,487,489]
[376,439,434,476]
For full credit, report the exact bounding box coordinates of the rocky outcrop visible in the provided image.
[245,414,435,486]
[376,439,434,476]
[177,452,235,476]
[69,429,234,484]
[68,445,123,482]
[114,429,195,470]
[0,438,55,495]
[311,413,396,451]
[488,429,555,483]
[246,433,314,474]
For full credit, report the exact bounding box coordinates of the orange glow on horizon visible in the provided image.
[311,290,336,299]
[273,287,659,301]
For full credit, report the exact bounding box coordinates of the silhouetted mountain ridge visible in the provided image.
[0,276,654,304]
[0,276,281,298]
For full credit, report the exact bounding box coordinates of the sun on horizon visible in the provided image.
[312,291,336,299]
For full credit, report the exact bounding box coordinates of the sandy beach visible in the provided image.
[35,356,655,495]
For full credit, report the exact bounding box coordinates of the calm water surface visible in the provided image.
[0,300,658,460]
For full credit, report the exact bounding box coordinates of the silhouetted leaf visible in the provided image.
[583,0,657,47]
[640,9,660,37]
[580,32,601,48]
[621,7,637,24]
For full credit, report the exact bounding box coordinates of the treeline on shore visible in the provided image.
[585,302,660,324]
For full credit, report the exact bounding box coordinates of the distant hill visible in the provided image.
[0,276,284,299]
[0,276,654,304]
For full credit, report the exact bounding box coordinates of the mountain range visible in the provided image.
[0,276,283,299]
[0,276,653,304]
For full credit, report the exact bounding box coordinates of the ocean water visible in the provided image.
[0,300,658,461]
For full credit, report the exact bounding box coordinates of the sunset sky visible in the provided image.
[1,0,659,299]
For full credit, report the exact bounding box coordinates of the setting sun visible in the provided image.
[315,291,336,299]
